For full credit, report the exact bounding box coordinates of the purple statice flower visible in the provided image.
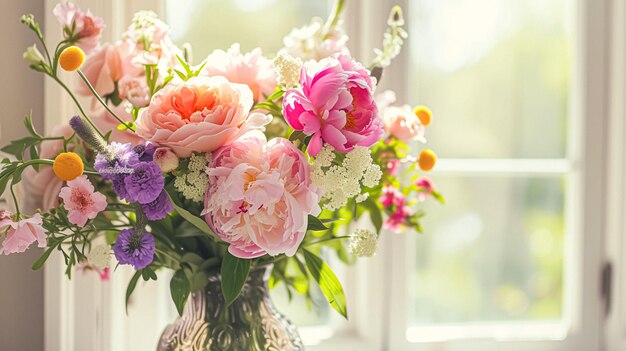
[94,142,139,180]
[113,228,155,270]
[124,162,164,204]
[134,143,157,163]
[141,190,173,221]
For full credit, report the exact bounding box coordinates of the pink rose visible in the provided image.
[204,44,277,102]
[203,133,321,258]
[0,213,47,255]
[53,2,104,54]
[382,105,426,142]
[92,104,145,145]
[283,54,383,156]
[77,43,123,99]
[135,76,271,157]
[415,177,436,202]
[117,75,150,108]
[22,125,74,212]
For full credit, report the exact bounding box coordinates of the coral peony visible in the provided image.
[283,54,383,156]
[136,76,271,157]
[204,44,276,102]
[0,213,47,255]
[53,2,104,54]
[203,133,321,258]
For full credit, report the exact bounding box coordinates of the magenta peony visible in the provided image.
[283,54,383,156]
[203,133,321,258]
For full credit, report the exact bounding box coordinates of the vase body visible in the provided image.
[157,266,304,351]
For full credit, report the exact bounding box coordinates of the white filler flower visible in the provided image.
[348,228,379,257]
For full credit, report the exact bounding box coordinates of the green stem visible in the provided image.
[10,185,21,216]
[77,69,135,132]
[305,235,350,247]
[155,248,181,263]
[324,0,346,39]
[50,74,105,138]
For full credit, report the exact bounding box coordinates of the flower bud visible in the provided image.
[153,147,179,172]
[23,44,45,66]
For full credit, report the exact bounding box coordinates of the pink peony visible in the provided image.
[283,54,383,156]
[204,44,277,102]
[53,2,104,54]
[135,76,271,157]
[59,175,107,227]
[0,213,47,255]
[203,133,321,258]
[22,125,74,212]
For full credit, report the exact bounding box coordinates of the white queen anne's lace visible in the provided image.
[311,146,382,210]
[87,244,111,269]
[174,153,210,202]
[273,52,302,89]
[348,228,378,257]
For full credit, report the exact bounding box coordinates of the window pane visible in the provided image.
[410,176,565,324]
[166,0,331,59]
[409,0,573,158]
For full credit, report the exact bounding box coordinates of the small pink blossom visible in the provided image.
[385,205,413,232]
[415,177,436,202]
[204,44,277,103]
[117,75,150,108]
[203,133,321,258]
[378,184,405,207]
[59,176,107,227]
[283,54,383,156]
[76,262,110,281]
[53,2,104,54]
[386,159,400,177]
[0,213,47,255]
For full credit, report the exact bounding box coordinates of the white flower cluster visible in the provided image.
[348,228,379,257]
[174,153,210,202]
[87,244,110,269]
[311,146,382,210]
[373,6,408,68]
[273,52,302,89]
[281,17,348,61]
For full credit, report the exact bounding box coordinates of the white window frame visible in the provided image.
[42,0,618,350]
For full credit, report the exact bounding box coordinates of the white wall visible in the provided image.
[0,0,45,350]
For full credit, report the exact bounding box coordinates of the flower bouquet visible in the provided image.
[5,0,443,349]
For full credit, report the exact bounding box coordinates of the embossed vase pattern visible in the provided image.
[157,266,304,351]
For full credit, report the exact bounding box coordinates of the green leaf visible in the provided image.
[32,246,55,270]
[125,271,142,314]
[24,112,42,138]
[266,88,285,101]
[165,190,219,240]
[220,252,250,306]
[288,130,306,142]
[307,215,329,231]
[363,197,383,233]
[170,269,190,316]
[302,249,348,319]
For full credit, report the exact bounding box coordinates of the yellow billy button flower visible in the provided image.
[53,152,84,181]
[59,46,85,72]
[414,105,432,126]
[418,149,437,171]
